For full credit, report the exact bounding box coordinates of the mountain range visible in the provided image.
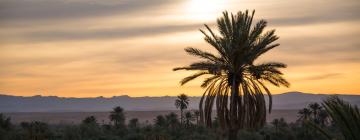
[1,92,359,112]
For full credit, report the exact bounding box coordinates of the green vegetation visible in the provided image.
[1,95,357,140]
[173,10,289,140]
[308,96,360,140]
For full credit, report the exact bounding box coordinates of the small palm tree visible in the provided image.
[0,114,11,131]
[175,94,189,125]
[309,103,322,124]
[173,10,289,140]
[318,109,329,126]
[154,115,166,127]
[109,106,125,128]
[193,110,200,125]
[165,112,179,129]
[185,111,194,127]
[271,118,287,134]
[82,116,97,124]
[128,118,139,129]
[298,108,312,122]
[271,118,280,134]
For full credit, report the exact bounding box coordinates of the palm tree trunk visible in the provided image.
[229,75,239,140]
[180,109,183,125]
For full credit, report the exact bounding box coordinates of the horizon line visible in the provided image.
[1,91,359,98]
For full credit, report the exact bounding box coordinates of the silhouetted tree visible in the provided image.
[309,103,322,124]
[165,113,179,129]
[0,114,11,131]
[154,115,167,127]
[298,108,311,122]
[82,116,97,124]
[318,109,329,126]
[271,118,287,134]
[193,110,200,125]
[21,121,52,140]
[110,106,126,129]
[0,114,12,140]
[185,111,194,127]
[175,94,189,125]
[128,118,139,129]
[80,116,104,139]
[173,10,289,140]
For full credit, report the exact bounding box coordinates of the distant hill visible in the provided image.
[0,92,359,112]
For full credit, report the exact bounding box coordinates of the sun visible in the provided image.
[186,0,225,21]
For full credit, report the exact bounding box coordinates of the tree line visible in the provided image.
[0,94,359,140]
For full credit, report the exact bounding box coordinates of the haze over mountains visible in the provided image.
[1,92,359,112]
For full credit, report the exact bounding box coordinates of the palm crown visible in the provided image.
[175,94,190,124]
[109,106,125,128]
[174,10,289,136]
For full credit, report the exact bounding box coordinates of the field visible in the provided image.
[4,110,298,124]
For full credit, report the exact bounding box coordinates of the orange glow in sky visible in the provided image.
[0,0,359,97]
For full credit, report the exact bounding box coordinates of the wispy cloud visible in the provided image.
[0,0,180,21]
[302,73,342,81]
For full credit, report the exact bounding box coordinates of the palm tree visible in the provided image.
[128,118,139,129]
[165,112,179,129]
[0,114,11,131]
[175,93,189,125]
[173,10,289,140]
[318,109,329,126]
[309,103,322,124]
[82,116,97,125]
[109,106,125,128]
[154,115,166,127]
[193,110,200,125]
[21,121,51,140]
[298,108,312,122]
[185,111,194,127]
[271,118,280,134]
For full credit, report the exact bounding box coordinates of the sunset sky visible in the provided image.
[0,0,359,97]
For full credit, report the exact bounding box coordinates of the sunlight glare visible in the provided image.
[186,0,225,21]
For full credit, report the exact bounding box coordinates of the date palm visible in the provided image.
[309,103,322,124]
[175,94,189,125]
[318,109,329,126]
[298,108,311,122]
[109,106,125,128]
[173,10,289,140]
[185,111,194,127]
[193,110,200,125]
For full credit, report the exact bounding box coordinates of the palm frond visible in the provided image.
[184,47,221,62]
[322,96,360,140]
[180,71,209,86]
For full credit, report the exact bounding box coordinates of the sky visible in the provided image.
[0,0,360,97]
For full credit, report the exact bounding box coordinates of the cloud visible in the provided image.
[15,23,204,42]
[268,6,360,26]
[0,0,180,21]
[301,73,342,81]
